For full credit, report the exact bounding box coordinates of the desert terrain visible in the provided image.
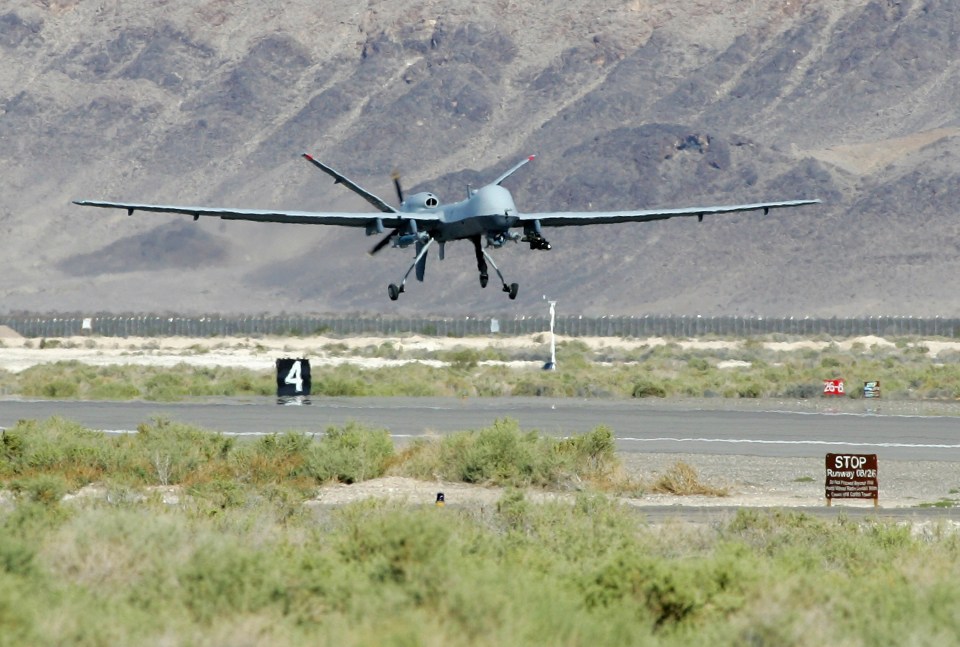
[3,330,959,514]
[3,1,960,316]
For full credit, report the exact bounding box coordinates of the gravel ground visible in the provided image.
[309,453,960,511]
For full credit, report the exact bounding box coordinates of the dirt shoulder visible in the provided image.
[310,453,960,511]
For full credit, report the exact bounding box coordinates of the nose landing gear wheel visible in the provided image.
[506,283,519,300]
[388,284,401,301]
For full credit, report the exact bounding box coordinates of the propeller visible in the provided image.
[392,171,404,206]
[369,171,406,256]
[369,230,396,255]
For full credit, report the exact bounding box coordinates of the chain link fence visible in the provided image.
[2,314,959,339]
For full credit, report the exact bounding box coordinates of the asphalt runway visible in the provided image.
[2,397,960,461]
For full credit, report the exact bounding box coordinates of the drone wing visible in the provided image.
[518,199,820,227]
[72,200,436,230]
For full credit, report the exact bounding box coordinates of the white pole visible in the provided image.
[548,300,557,370]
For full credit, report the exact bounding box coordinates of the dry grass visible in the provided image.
[648,461,729,496]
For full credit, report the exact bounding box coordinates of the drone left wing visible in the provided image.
[519,199,820,227]
[72,200,433,230]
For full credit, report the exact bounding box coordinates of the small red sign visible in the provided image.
[822,379,845,396]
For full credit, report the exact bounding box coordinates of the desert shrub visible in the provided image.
[229,432,315,488]
[143,372,191,401]
[0,478,959,645]
[395,419,622,489]
[9,474,69,505]
[687,357,710,372]
[648,462,728,496]
[496,488,530,531]
[186,478,248,511]
[556,340,591,369]
[178,540,285,623]
[556,425,617,480]
[132,418,234,486]
[782,383,822,399]
[87,380,141,399]
[736,381,763,398]
[632,379,667,398]
[0,418,114,485]
[307,422,394,484]
[511,378,562,397]
[444,348,480,371]
[0,532,36,577]
[335,503,457,593]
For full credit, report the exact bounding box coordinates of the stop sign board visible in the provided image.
[825,453,878,504]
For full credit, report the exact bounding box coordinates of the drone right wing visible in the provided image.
[519,199,820,227]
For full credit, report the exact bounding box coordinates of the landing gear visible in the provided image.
[473,236,489,288]
[386,238,433,301]
[471,234,520,299]
[481,247,519,300]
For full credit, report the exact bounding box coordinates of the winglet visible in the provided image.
[493,154,537,186]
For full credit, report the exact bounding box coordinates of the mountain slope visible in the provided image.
[2,0,959,316]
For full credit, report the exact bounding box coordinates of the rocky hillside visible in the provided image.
[2,0,959,317]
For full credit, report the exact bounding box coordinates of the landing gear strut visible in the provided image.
[387,238,434,301]
[481,248,518,300]
[472,236,489,289]
[472,236,517,298]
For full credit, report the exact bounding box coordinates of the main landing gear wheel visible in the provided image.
[388,284,401,301]
[480,273,489,288]
[506,283,519,300]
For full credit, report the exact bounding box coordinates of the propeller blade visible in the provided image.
[369,230,396,255]
[392,171,404,206]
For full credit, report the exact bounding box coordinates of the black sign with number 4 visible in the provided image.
[276,358,311,397]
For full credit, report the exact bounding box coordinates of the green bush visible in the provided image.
[0,459,959,645]
[13,336,960,402]
[557,425,617,479]
[307,421,394,484]
[632,379,667,398]
[397,419,621,489]
[143,372,191,401]
[445,348,481,370]
[9,474,69,505]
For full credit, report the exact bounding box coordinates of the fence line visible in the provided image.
[2,314,959,339]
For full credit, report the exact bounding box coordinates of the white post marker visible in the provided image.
[543,298,557,371]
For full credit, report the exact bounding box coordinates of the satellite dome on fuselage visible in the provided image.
[403,192,439,211]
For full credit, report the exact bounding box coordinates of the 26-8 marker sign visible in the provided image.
[822,379,845,396]
[276,358,311,397]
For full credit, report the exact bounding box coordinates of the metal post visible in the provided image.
[543,299,557,371]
